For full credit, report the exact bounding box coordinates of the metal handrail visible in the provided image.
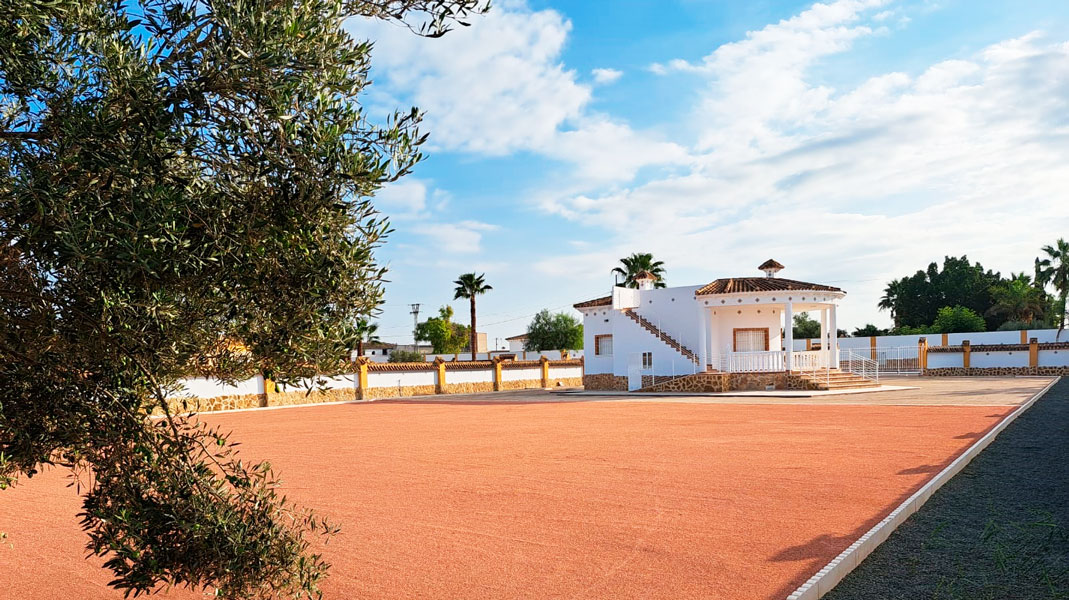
[839,349,880,383]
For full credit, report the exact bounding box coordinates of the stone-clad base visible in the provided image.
[925,367,1069,377]
[364,384,437,400]
[269,388,356,405]
[637,372,824,393]
[546,376,583,388]
[583,373,628,391]
[640,373,728,393]
[159,393,266,415]
[443,382,496,394]
[500,378,546,390]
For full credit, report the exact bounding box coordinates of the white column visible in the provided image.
[698,307,709,372]
[783,301,793,372]
[820,308,828,366]
[829,303,839,368]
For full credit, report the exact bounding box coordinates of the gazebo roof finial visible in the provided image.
[758,259,785,278]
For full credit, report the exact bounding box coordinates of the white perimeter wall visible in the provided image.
[172,375,264,399]
[928,348,1069,368]
[447,368,494,384]
[794,328,1067,352]
[368,370,436,388]
[549,365,583,379]
[501,367,542,382]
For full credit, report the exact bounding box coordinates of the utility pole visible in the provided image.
[409,303,421,351]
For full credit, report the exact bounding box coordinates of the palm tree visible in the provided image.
[354,318,381,357]
[986,273,1046,324]
[1037,238,1069,338]
[612,252,666,288]
[878,279,904,327]
[453,272,492,360]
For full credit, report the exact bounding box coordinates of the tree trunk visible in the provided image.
[357,340,364,357]
[470,297,477,361]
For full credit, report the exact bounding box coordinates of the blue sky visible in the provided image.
[346,0,1069,347]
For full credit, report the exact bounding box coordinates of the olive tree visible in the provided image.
[0,0,488,597]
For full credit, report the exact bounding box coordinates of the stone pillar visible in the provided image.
[492,356,503,391]
[783,301,793,371]
[540,356,550,388]
[356,357,369,401]
[1029,337,1038,369]
[962,340,971,369]
[434,357,446,394]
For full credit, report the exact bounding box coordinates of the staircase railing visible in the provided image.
[622,309,700,366]
[839,349,880,383]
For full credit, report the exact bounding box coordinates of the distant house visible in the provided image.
[505,333,527,353]
[352,342,398,363]
[574,261,874,391]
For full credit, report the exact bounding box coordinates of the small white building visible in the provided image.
[505,333,528,353]
[575,261,874,392]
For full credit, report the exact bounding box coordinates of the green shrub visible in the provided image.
[388,350,426,363]
[931,306,986,333]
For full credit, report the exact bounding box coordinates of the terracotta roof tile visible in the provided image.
[695,277,842,296]
[505,333,528,341]
[758,259,785,270]
[573,295,612,309]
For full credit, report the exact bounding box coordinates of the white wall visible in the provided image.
[631,285,704,354]
[549,365,583,379]
[173,375,264,399]
[612,307,698,377]
[970,349,1029,368]
[581,306,616,375]
[708,305,783,357]
[501,367,542,382]
[1038,348,1069,367]
[795,328,1067,352]
[446,368,494,384]
[367,369,436,388]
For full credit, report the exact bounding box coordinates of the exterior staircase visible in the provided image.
[622,309,700,365]
[793,368,880,390]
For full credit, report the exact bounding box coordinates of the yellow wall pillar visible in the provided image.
[492,356,503,391]
[434,357,446,394]
[1029,337,1039,368]
[941,333,948,346]
[356,357,368,401]
[869,336,877,360]
[540,356,550,388]
[806,339,812,351]
[1021,329,1028,344]
[918,337,928,371]
[962,340,971,369]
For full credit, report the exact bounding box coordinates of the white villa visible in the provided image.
[575,260,878,392]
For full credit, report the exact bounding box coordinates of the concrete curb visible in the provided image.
[785,375,1061,600]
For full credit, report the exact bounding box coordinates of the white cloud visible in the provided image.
[375,179,429,219]
[410,220,500,254]
[591,67,623,84]
[540,3,1069,327]
[347,1,688,183]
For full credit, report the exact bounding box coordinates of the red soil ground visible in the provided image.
[0,399,1018,599]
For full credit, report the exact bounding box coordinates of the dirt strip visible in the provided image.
[0,379,1044,599]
